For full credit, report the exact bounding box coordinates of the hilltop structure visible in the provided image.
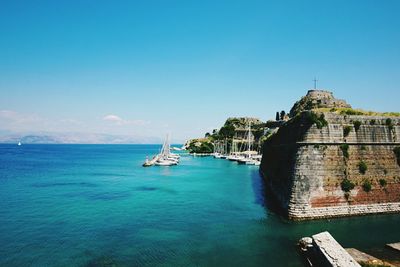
[186,117,266,154]
[225,117,264,140]
[289,90,351,117]
[260,90,400,220]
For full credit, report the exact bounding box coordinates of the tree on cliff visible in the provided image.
[276,112,280,121]
[253,128,264,140]
[219,125,235,138]
[280,110,286,120]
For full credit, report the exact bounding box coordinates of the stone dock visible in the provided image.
[387,243,400,252]
[299,231,360,267]
[299,231,400,266]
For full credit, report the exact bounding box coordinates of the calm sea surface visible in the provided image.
[1,144,400,266]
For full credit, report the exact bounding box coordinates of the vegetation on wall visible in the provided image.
[386,118,394,131]
[362,180,372,192]
[340,109,364,115]
[353,120,362,131]
[358,161,368,174]
[379,178,387,187]
[341,178,355,192]
[305,112,328,129]
[394,146,400,166]
[340,144,349,159]
[343,126,352,137]
[314,107,400,117]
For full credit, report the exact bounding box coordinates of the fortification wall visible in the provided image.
[307,90,334,99]
[261,112,400,220]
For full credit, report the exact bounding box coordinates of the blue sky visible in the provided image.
[0,0,399,142]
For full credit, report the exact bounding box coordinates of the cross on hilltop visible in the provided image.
[313,78,318,89]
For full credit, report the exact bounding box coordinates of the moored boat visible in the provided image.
[142,134,180,167]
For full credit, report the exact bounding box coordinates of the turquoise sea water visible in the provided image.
[1,144,400,266]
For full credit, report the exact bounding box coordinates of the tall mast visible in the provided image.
[166,134,170,156]
[247,122,252,157]
[160,137,166,156]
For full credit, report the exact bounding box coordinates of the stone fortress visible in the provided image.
[261,89,400,220]
[306,89,350,107]
[289,89,351,117]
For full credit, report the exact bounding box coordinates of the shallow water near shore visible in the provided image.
[1,144,400,266]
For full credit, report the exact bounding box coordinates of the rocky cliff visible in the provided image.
[260,91,400,220]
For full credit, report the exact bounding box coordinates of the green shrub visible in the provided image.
[340,109,364,115]
[306,112,328,129]
[188,141,214,153]
[341,179,355,192]
[219,125,235,138]
[361,145,367,151]
[343,126,352,137]
[394,146,400,166]
[369,119,376,125]
[379,178,387,187]
[305,100,314,110]
[386,118,394,131]
[362,180,372,192]
[358,161,368,174]
[340,144,349,158]
[353,121,362,131]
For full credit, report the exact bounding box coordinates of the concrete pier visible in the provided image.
[387,242,400,253]
[299,231,360,267]
[312,232,360,267]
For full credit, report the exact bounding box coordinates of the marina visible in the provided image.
[191,122,262,166]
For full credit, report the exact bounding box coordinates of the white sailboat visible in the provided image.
[227,138,243,161]
[213,141,224,158]
[220,139,228,159]
[155,134,179,166]
[237,123,259,165]
[143,134,180,167]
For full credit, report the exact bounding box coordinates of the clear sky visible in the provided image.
[1,0,399,143]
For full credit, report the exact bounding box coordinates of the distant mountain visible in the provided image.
[0,132,162,144]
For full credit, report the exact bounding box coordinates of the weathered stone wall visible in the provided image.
[261,112,400,220]
[307,90,334,99]
[306,90,350,107]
